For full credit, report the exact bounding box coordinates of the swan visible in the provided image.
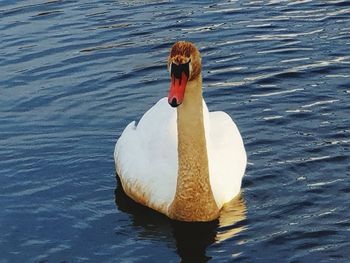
[114,41,247,222]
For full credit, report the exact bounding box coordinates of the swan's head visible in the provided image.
[167,41,202,107]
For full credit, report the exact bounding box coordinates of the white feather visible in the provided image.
[114,97,246,210]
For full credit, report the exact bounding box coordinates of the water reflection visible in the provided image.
[115,178,247,262]
[217,196,247,243]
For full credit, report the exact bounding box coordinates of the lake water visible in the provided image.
[1,0,349,262]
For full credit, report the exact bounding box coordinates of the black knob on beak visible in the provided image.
[170,98,178,107]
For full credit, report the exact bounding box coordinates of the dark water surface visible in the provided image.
[1,0,350,262]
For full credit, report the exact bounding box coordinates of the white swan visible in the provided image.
[114,41,247,221]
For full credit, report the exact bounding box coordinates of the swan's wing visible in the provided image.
[114,98,178,211]
[207,111,247,207]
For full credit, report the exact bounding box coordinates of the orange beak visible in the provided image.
[168,61,190,107]
[168,71,188,107]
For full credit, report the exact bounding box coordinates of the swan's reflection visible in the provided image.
[216,195,247,243]
[115,180,247,262]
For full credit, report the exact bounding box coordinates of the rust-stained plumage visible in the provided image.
[168,41,201,81]
[167,41,220,221]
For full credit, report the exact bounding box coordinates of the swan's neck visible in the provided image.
[169,74,219,221]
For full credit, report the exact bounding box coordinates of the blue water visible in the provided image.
[1,1,350,262]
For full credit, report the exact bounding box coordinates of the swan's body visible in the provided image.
[114,42,246,221]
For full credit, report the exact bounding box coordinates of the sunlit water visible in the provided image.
[1,1,350,262]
